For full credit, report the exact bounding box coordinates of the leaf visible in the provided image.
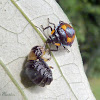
[0,0,96,100]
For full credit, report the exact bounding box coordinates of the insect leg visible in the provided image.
[48,18,56,29]
[49,66,53,69]
[63,46,66,49]
[41,25,52,31]
[41,48,51,62]
[63,46,70,52]
[41,56,51,62]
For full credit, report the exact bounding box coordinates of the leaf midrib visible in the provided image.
[0,0,78,100]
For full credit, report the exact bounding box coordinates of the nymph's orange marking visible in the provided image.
[61,24,72,30]
[51,30,55,35]
[54,43,61,46]
[67,34,75,43]
[61,25,66,30]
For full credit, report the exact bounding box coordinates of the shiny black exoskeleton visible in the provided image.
[25,46,53,87]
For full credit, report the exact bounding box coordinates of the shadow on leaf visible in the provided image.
[20,56,35,88]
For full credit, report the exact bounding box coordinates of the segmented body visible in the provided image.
[25,46,53,87]
[25,58,53,87]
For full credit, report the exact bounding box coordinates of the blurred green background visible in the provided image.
[56,0,100,99]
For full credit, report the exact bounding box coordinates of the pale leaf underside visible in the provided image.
[0,0,95,100]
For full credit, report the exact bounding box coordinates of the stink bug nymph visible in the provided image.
[41,18,75,51]
[25,46,53,87]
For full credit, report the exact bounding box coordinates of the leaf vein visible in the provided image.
[10,0,78,99]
